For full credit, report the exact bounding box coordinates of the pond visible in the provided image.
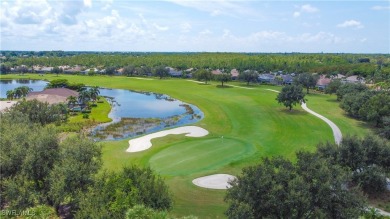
[90,88,203,141]
[0,79,48,98]
[0,79,204,141]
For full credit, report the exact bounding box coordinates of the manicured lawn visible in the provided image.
[1,74,371,218]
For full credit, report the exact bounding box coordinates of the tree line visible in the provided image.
[1,53,389,80]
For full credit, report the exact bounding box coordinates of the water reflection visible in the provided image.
[89,88,204,141]
[0,79,48,98]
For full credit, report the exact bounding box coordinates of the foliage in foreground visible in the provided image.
[225,151,366,219]
[0,108,172,218]
[317,135,390,196]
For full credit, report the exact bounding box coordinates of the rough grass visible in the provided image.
[0,74,371,218]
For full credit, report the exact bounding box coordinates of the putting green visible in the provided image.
[150,137,254,176]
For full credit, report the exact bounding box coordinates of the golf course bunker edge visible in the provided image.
[192,174,237,189]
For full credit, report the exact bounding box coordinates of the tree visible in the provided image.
[153,66,169,79]
[325,79,342,95]
[294,73,318,94]
[317,135,390,196]
[340,91,374,118]
[78,89,91,107]
[225,152,365,219]
[66,95,78,108]
[51,67,63,76]
[239,70,258,85]
[75,166,172,218]
[359,92,390,127]
[6,90,15,100]
[0,64,11,74]
[123,65,135,76]
[48,135,102,209]
[336,83,368,101]
[13,86,33,98]
[9,99,68,125]
[105,66,116,76]
[276,85,306,110]
[215,72,231,87]
[194,69,212,84]
[89,86,100,102]
[46,79,69,89]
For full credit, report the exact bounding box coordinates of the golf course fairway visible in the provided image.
[0,74,371,218]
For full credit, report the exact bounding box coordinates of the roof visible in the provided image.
[317,77,331,86]
[230,69,239,77]
[27,88,79,104]
[259,73,275,80]
[211,69,222,75]
[28,88,79,97]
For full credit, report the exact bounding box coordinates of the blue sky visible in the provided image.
[1,0,389,53]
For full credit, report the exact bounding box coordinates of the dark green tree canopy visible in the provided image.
[276,85,306,110]
[294,73,319,94]
[225,152,366,219]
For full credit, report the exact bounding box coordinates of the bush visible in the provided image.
[82,113,89,119]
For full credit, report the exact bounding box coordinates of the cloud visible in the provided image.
[337,20,364,29]
[293,4,319,18]
[153,23,169,31]
[84,0,92,8]
[371,5,390,10]
[180,22,191,33]
[167,0,260,19]
[301,4,318,13]
[199,29,212,35]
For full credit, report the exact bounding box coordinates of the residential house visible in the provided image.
[26,88,79,105]
[167,67,183,77]
[211,69,222,76]
[281,74,294,85]
[230,69,239,80]
[316,75,332,90]
[258,73,275,84]
[343,75,365,84]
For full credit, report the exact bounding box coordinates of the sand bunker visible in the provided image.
[127,126,209,152]
[0,101,17,112]
[192,174,237,189]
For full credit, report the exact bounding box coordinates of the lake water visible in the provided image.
[0,79,204,140]
[0,79,48,98]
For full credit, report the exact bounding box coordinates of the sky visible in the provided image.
[0,0,389,53]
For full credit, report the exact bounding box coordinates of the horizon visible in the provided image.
[1,0,389,53]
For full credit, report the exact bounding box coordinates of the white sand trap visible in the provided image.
[127,126,209,152]
[192,174,237,189]
[133,77,154,80]
[0,101,17,112]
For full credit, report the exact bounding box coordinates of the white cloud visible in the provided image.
[153,23,169,31]
[167,0,260,19]
[371,5,390,10]
[337,20,364,29]
[301,4,319,13]
[180,22,192,33]
[293,12,300,18]
[199,29,212,35]
[84,0,92,8]
[293,4,319,18]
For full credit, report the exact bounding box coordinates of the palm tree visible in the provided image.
[66,95,78,108]
[78,90,91,108]
[13,86,32,98]
[89,86,100,102]
[6,90,15,100]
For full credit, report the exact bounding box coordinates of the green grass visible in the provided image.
[1,74,372,218]
[150,137,254,176]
